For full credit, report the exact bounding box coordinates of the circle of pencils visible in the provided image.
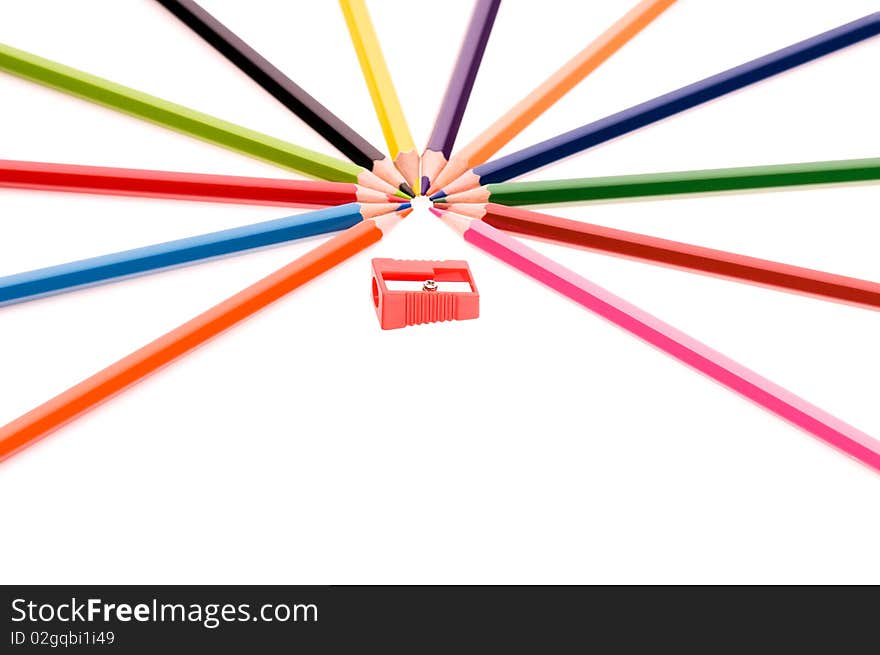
[1,3,879,474]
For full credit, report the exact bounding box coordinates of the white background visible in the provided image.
[0,1,878,584]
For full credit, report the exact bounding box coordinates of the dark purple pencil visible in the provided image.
[421,0,501,193]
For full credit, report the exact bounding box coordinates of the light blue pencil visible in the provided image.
[0,202,399,306]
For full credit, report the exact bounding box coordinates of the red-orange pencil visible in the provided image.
[0,209,408,463]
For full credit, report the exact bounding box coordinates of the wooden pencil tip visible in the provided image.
[442,186,491,204]
[442,202,488,219]
[420,150,448,195]
[373,210,406,233]
[360,202,404,219]
[393,150,421,197]
[399,182,415,198]
[432,207,471,235]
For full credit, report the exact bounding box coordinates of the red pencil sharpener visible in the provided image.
[371,259,480,330]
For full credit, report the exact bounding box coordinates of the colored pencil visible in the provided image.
[339,0,420,194]
[436,209,880,472]
[431,12,880,199]
[0,210,407,462]
[427,0,677,195]
[438,157,880,205]
[441,202,880,311]
[0,159,393,207]
[0,159,394,206]
[0,202,401,307]
[0,42,406,197]
[155,0,413,197]
[421,0,501,193]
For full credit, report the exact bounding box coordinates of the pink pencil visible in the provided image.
[435,209,880,473]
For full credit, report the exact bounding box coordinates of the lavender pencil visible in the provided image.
[421,0,501,193]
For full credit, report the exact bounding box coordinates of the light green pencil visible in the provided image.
[0,42,406,196]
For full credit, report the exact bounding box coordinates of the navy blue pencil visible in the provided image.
[0,202,399,306]
[433,11,880,200]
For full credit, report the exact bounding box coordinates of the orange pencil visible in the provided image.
[0,209,407,463]
[427,0,676,195]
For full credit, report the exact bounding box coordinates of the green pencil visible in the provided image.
[439,157,880,206]
[0,42,405,196]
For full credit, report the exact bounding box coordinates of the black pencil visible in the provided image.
[155,0,414,196]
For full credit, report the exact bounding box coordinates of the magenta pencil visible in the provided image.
[437,209,880,473]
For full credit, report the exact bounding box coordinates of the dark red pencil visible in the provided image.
[0,159,391,207]
[441,202,880,311]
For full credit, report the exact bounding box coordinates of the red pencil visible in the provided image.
[0,159,392,208]
[441,202,880,311]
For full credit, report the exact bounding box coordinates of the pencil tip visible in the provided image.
[420,176,430,195]
[429,191,447,201]
[433,209,470,235]
[399,182,415,198]
[397,202,412,211]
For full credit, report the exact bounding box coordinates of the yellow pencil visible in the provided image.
[340,0,420,195]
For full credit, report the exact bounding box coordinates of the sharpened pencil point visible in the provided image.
[420,176,430,195]
[397,202,412,211]
[393,189,411,200]
[430,191,447,201]
[399,182,415,197]
[432,207,470,235]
